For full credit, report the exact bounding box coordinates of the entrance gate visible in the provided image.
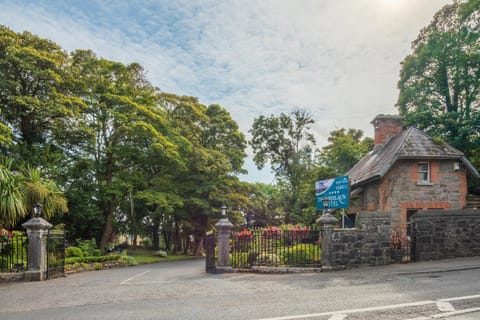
[205,233,216,273]
[46,230,65,279]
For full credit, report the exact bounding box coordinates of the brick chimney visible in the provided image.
[371,115,403,145]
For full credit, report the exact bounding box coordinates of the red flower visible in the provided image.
[291,224,310,239]
[0,228,12,241]
[237,229,253,241]
[262,226,282,239]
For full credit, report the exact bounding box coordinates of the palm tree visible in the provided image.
[0,158,26,228]
[0,159,68,227]
[22,166,68,219]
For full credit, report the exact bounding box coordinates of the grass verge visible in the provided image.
[125,248,197,264]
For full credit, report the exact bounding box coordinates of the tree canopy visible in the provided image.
[0,24,377,249]
[249,109,318,222]
[319,128,373,176]
[397,0,480,168]
[0,25,248,252]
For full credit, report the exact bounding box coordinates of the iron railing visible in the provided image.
[390,224,412,263]
[0,234,28,273]
[230,227,320,269]
[46,230,66,279]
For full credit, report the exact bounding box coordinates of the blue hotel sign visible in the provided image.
[315,176,350,210]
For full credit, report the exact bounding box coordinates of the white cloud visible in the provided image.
[0,0,452,182]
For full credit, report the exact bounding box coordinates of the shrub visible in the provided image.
[154,250,167,257]
[93,262,103,270]
[0,256,9,270]
[77,238,98,256]
[140,237,152,248]
[65,254,120,264]
[262,226,281,240]
[255,253,283,266]
[119,255,137,266]
[92,249,101,257]
[283,244,320,266]
[66,246,84,258]
[236,229,253,241]
[229,252,252,267]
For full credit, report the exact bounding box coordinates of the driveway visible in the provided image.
[1,258,480,320]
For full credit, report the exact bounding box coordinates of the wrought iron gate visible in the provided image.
[0,233,27,273]
[205,233,216,273]
[46,230,65,279]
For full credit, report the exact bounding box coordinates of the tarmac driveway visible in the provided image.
[1,257,480,320]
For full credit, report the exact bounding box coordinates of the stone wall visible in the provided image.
[381,159,467,214]
[411,209,480,261]
[355,159,468,227]
[329,212,391,268]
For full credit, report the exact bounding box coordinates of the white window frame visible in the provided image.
[417,162,431,185]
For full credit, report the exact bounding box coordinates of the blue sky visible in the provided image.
[0,0,451,183]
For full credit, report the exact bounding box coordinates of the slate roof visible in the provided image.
[347,126,480,189]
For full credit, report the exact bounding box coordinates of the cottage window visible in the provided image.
[417,162,430,184]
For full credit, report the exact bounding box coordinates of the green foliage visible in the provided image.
[119,255,137,266]
[65,254,121,264]
[154,250,167,257]
[0,25,250,250]
[77,238,98,257]
[396,0,480,172]
[0,158,26,227]
[0,25,83,169]
[65,246,83,258]
[229,252,250,267]
[93,262,103,270]
[255,253,283,266]
[320,128,373,176]
[249,109,316,222]
[283,244,320,266]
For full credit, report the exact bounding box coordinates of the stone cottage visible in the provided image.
[347,114,480,226]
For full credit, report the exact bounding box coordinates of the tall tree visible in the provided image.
[67,51,178,248]
[249,109,316,222]
[396,0,480,167]
[319,128,373,176]
[158,93,247,254]
[0,25,81,170]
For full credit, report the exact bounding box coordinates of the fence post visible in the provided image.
[22,217,52,281]
[215,209,233,273]
[318,211,338,271]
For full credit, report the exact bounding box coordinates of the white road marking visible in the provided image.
[254,300,436,320]
[225,274,254,280]
[435,301,455,312]
[253,294,480,320]
[120,270,151,285]
[431,307,480,318]
[438,294,480,302]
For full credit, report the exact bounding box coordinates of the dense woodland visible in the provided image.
[0,0,479,254]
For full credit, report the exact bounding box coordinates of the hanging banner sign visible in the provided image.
[315,176,350,210]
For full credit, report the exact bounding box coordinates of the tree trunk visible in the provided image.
[100,203,114,249]
[193,233,204,257]
[152,218,160,250]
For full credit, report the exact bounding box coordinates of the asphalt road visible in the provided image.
[1,259,480,320]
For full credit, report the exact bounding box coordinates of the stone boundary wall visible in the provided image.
[411,209,480,261]
[329,212,391,268]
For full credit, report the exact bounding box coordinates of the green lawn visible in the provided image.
[125,248,198,264]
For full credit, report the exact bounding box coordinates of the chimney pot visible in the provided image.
[371,114,403,145]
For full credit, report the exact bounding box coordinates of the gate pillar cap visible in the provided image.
[22,217,53,230]
[317,212,338,225]
[215,217,233,232]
